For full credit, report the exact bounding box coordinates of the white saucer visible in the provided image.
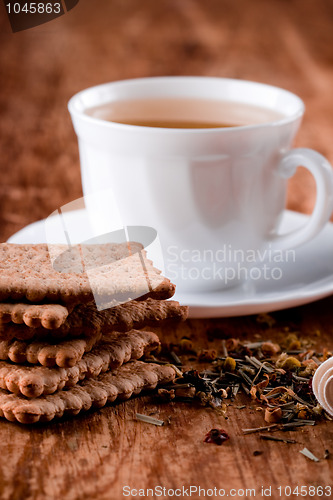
[8,210,333,318]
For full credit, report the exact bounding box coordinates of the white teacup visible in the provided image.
[68,77,333,293]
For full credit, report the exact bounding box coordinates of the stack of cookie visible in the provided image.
[0,243,187,424]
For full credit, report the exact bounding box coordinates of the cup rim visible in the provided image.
[68,76,305,133]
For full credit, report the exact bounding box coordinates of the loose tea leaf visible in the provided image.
[242,424,278,434]
[198,349,217,362]
[300,447,320,462]
[136,413,164,426]
[264,407,283,423]
[154,329,330,434]
[156,388,175,402]
[170,351,182,365]
[259,434,296,444]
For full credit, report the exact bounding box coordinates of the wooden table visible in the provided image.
[1,1,333,498]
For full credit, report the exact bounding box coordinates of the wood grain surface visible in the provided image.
[1,1,333,499]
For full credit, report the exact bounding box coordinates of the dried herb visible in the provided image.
[224,357,237,372]
[157,388,175,402]
[250,375,270,400]
[204,428,229,445]
[136,413,164,426]
[299,447,320,462]
[242,420,315,434]
[198,349,217,362]
[261,342,280,356]
[178,370,228,409]
[154,330,330,434]
[242,424,278,434]
[276,354,301,371]
[170,351,182,365]
[264,407,283,423]
[178,337,194,353]
[175,386,196,399]
[259,434,296,444]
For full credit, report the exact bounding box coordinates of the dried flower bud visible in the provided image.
[198,349,217,362]
[264,407,282,423]
[312,404,323,416]
[261,342,281,356]
[284,333,301,350]
[204,428,229,445]
[178,337,194,353]
[157,388,175,402]
[276,354,301,371]
[224,357,236,372]
[288,339,301,350]
[217,388,228,399]
[196,391,213,405]
[300,359,318,377]
[297,409,308,419]
[225,338,240,351]
[174,386,196,399]
[282,357,301,370]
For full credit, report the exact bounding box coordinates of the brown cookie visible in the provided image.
[0,298,188,341]
[0,302,71,329]
[0,330,160,397]
[0,361,176,424]
[0,318,99,342]
[0,243,175,304]
[0,331,102,368]
[99,297,189,332]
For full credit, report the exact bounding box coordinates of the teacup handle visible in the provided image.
[269,148,333,250]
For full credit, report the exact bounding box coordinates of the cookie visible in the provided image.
[0,243,175,304]
[99,297,189,333]
[0,302,71,329]
[0,361,176,424]
[0,331,102,368]
[0,298,188,341]
[0,323,98,342]
[0,330,160,397]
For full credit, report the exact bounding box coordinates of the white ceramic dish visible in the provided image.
[8,210,333,318]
